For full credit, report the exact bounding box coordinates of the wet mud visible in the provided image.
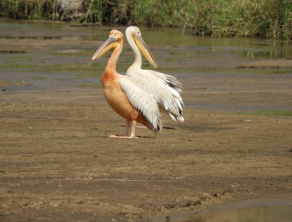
[0,20,292,221]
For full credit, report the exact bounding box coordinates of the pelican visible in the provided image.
[125,26,184,123]
[91,30,163,138]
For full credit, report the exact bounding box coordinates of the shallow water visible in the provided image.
[1,19,292,113]
[199,204,292,222]
[145,193,292,222]
[173,204,292,222]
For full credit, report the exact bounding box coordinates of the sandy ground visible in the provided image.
[1,77,292,221]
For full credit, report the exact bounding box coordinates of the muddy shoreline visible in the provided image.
[1,84,292,221]
[1,20,292,221]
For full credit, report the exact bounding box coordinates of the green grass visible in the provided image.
[110,0,292,39]
[240,48,286,59]
[0,0,54,19]
[1,0,291,39]
[234,110,292,116]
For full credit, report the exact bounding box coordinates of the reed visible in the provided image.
[0,0,54,19]
[0,0,291,39]
[112,0,292,40]
[81,0,105,23]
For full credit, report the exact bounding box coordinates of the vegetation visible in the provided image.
[0,0,54,19]
[0,0,291,39]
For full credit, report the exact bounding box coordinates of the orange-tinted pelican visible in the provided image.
[125,26,184,123]
[91,30,163,138]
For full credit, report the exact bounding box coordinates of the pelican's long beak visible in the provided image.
[91,37,118,62]
[134,35,158,68]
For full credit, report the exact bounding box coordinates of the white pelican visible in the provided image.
[91,30,163,138]
[125,26,184,123]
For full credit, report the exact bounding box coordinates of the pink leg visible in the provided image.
[109,120,138,139]
[129,120,138,138]
[123,120,131,136]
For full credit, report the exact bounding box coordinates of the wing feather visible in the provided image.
[119,76,163,132]
[127,68,184,123]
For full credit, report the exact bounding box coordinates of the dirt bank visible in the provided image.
[0,84,292,221]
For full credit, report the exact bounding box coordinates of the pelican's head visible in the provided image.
[91,30,125,62]
[126,26,158,68]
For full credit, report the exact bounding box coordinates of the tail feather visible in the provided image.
[154,71,184,122]
[132,69,184,123]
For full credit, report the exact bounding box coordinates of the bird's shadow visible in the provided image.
[121,125,177,130]
[163,126,177,130]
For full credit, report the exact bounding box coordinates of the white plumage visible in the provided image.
[91,29,164,138]
[125,26,184,123]
[120,76,163,132]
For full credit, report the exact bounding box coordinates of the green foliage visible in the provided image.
[188,0,292,39]
[0,0,291,39]
[81,0,106,23]
[110,0,292,39]
[112,0,195,27]
[0,0,54,19]
[239,0,292,39]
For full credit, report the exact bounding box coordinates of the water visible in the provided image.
[145,193,292,222]
[200,204,292,222]
[1,19,292,113]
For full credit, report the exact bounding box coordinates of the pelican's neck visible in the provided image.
[105,43,123,74]
[126,31,142,70]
